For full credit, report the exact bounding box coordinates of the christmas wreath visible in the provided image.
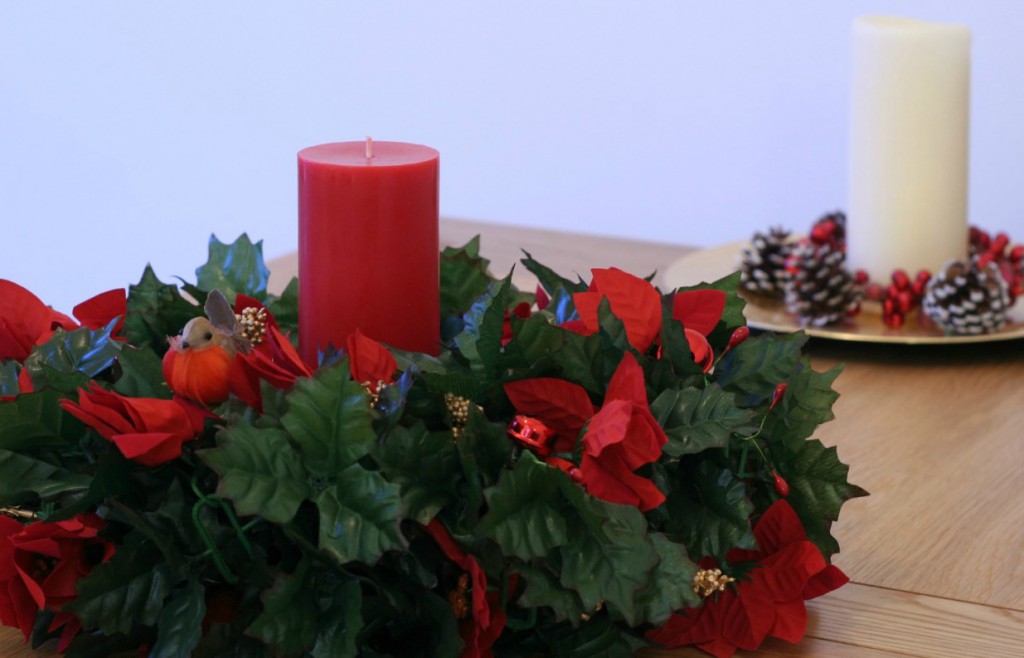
[0,234,865,657]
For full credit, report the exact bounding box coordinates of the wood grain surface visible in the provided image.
[3,217,1022,656]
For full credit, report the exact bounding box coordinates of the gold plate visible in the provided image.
[659,241,1024,345]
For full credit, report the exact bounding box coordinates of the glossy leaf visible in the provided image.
[373,422,461,524]
[633,533,700,625]
[664,461,756,563]
[0,448,90,500]
[247,559,318,655]
[23,319,121,387]
[764,359,843,446]
[112,344,169,399]
[312,579,363,658]
[440,237,493,318]
[151,580,206,658]
[195,233,271,301]
[68,546,174,635]
[316,464,405,565]
[716,332,807,406]
[504,313,603,393]
[517,563,586,626]
[201,424,311,525]
[123,265,200,352]
[476,453,569,560]
[455,275,513,377]
[0,388,74,452]
[651,385,758,457]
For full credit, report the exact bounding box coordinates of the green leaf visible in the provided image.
[124,265,200,352]
[454,275,513,377]
[558,492,658,625]
[0,388,75,452]
[67,545,174,636]
[504,313,603,393]
[476,454,569,560]
[764,359,842,445]
[201,424,311,525]
[0,448,91,501]
[457,406,513,488]
[265,276,299,337]
[247,559,318,655]
[311,579,363,658]
[0,361,19,397]
[651,385,758,457]
[316,464,406,565]
[373,422,461,524]
[23,320,121,388]
[664,460,756,562]
[195,233,271,301]
[540,614,649,658]
[716,332,807,405]
[281,363,375,474]
[113,345,170,399]
[520,249,588,295]
[440,237,493,317]
[775,438,868,560]
[517,563,586,625]
[151,580,206,658]
[633,533,700,625]
[659,298,702,377]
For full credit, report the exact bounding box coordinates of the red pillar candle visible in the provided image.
[298,140,440,366]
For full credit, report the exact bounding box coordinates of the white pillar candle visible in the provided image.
[847,16,971,283]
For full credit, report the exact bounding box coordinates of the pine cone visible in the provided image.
[740,228,792,297]
[921,259,1011,335]
[783,240,861,327]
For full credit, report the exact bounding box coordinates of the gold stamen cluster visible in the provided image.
[692,568,735,598]
[445,392,473,437]
[580,600,604,622]
[362,380,387,407]
[235,306,269,345]
[447,573,470,619]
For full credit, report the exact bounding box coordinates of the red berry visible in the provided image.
[896,291,914,314]
[886,284,901,301]
[977,253,995,268]
[915,269,931,283]
[769,382,788,410]
[772,471,790,497]
[891,269,910,290]
[727,326,751,350]
[854,269,870,285]
[866,283,885,301]
[993,233,1010,253]
[1010,246,1024,264]
[883,311,905,329]
[911,280,927,298]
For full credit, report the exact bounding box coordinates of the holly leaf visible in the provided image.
[476,453,569,560]
[0,388,75,452]
[440,237,493,318]
[311,579,363,658]
[265,276,299,337]
[633,533,700,625]
[454,275,513,378]
[195,233,271,301]
[113,345,170,399]
[716,332,807,405]
[123,265,200,352]
[517,563,586,626]
[67,545,174,636]
[504,313,603,393]
[150,580,206,658]
[373,422,461,524]
[651,384,758,457]
[201,424,312,525]
[315,464,406,565]
[457,406,514,488]
[558,491,658,626]
[664,461,756,563]
[764,359,842,446]
[520,249,588,295]
[659,299,702,377]
[0,448,91,501]
[247,559,318,655]
[281,363,376,474]
[775,438,868,560]
[23,319,121,388]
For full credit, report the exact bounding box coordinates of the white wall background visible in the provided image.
[3,1,1024,312]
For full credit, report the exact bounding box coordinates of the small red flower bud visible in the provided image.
[769,382,787,410]
[727,326,750,350]
[772,471,790,497]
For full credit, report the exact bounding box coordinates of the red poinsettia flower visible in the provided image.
[72,288,127,339]
[501,302,533,346]
[671,289,727,372]
[228,295,312,411]
[0,513,115,652]
[423,520,506,658]
[60,384,212,466]
[646,500,849,657]
[0,280,79,362]
[504,352,667,511]
[346,329,397,394]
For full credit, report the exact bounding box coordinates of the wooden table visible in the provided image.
[3,218,1023,657]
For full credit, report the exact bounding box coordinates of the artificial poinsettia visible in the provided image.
[60,384,211,466]
[72,289,127,339]
[0,513,114,652]
[228,295,312,411]
[423,520,506,658]
[346,329,398,394]
[0,280,79,361]
[647,499,849,657]
[504,352,667,511]
[565,268,726,371]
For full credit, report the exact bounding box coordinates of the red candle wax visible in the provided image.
[298,140,440,366]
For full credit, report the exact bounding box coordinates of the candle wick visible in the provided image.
[365,136,374,160]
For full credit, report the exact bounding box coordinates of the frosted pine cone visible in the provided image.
[783,240,860,327]
[740,228,792,297]
[922,259,1011,335]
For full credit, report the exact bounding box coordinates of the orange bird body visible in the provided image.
[162,292,251,406]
